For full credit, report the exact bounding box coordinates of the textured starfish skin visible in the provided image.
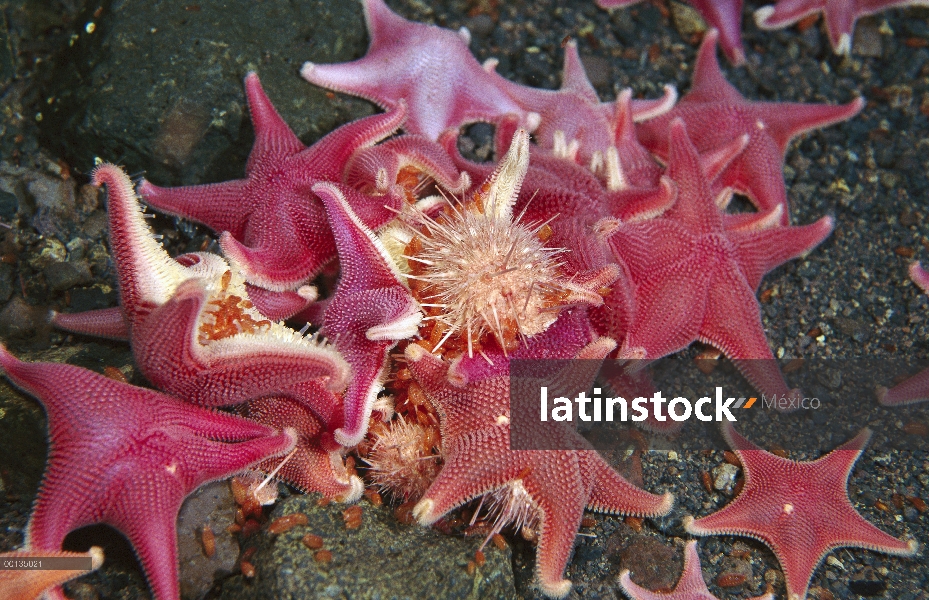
[619,540,773,600]
[878,262,929,406]
[755,0,929,55]
[0,546,103,600]
[301,0,529,140]
[93,162,351,407]
[685,423,918,600]
[0,344,296,600]
[315,181,423,447]
[50,306,130,341]
[406,313,673,598]
[636,30,864,224]
[140,72,407,292]
[240,389,364,501]
[596,0,747,65]
[599,119,834,399]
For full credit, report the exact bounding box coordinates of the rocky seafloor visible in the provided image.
[0,0,926,598]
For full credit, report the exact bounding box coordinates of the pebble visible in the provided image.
[712,463,739,494]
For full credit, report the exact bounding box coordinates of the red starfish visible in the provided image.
[878,261,929,406]
[0,344,296,600]
[406,312,673,598]
[301,0,532,140]
[240,386,364,501]
[139,72,408,292]
[755,0,929,55]
[619,539,774,600]
[598,118,834,400]
[0,547,103,600]
[685,423,918,600]
[636,29,864,225]
[92,163,351,407]
[596,0,748,65]
[314,181,423,447]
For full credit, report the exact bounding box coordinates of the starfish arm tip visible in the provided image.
[333,427,365,449]
[753,6,776,28]
[539,578,572,599]
[412,498,437,525]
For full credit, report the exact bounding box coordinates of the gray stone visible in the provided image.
[43,0,376,187]
[712,462,739,495]
[220,495,517,600]
[44,260,92,292]
[177,481,240,600]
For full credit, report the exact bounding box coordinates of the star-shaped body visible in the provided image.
[406,313,673,598]
[140,72,408,292]
[619,540,773,600]
[636,29,863,224]
[0,344,296,600]
[0,547,103,600]
[685,423,918,600]
[596,0,747,65]
[599,118,833,399]
[878,261,929,406]
[301,0,531,140]
[755,0,929,55]
[93,162,351,407]
[315,181,423,447]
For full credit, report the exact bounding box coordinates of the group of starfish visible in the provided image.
[1,0,926,599]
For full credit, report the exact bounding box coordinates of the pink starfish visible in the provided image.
[598,118,834,400]
[685,423,918,600]
[406,311,673,598]
[314,181,423,448]
[755,0,929,55]
[0,344,296,600]
[301,0,532,140]
[619,539,774,600]
[91,162,351,407]
[140,72,408,292]
[596,0,748,65]
[878,261,929,406]
[636,29,864,225]
[240,387,364,501]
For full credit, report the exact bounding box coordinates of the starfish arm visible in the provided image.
[690,0,747,65]
[345,134,470,197]
[50,307,130,341]
[754,0,825,30]
[242,72,305,173]
[729,215,834,290]
[301,105,407,180]
[138,178,250,240]
[413,428,521,524]
[878,366,929,406]
[699,272,793,398]
[683,29,745,104]
[603,177,676,221]
[701,133,750,183]
[0,547,103,600]
[629,85,678,122]
[765,97,864,153]
[910,261,929,293]
[245,283,317,321]
[219,227,324,292]
[133,278,350,406]
[528,458,588,598]
[561,41,600,103]
[586,453,674,517]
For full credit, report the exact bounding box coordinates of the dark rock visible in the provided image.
[617,536,680,592]
[80,210,108,240]
[44,260,92,292]
[848,567,887,596]
[42,0,376,187]
[27,173,77,239]
[0,190,17,220]
[579,54,611,88]
[177,481,239,600]
[459,122,496,163]
[219,495,516,600]
[67,284,117,312]
[466,14,495,38]
[0,296,47,339]
[833,317,871,343]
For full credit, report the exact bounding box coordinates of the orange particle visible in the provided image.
[905,37,929,48]
[907,496,927,513]
[723,450,742,467]
[759,288,775,303]
[395,501,416,525]
[314,549,333,563]
[103,366,128,383]
[342,505,363,529]
[769,444,789,459]
[516,466,532,480]
[466,560,476,575]
[226,523,242,534]
[537,223,553,242]
[903,421,929,436]
[492,534,508,550]
[783,358,804,374]
[892,494,906,510]
[795,13,820,31]
[624,516,644,532]
[240,519,261,538]
[201,526,215,558]
[581,517,596,528]
[302,534,324,550]
[474,550,486,567]
[240,560,256,578]
[268,513,308,534]
[874,499,892,512]
[316,496,331,507]
[700,471,714,495]
[364,489,383,507]
[717,572,747,587]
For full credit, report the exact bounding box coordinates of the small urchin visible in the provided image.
[397,129,607,357]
